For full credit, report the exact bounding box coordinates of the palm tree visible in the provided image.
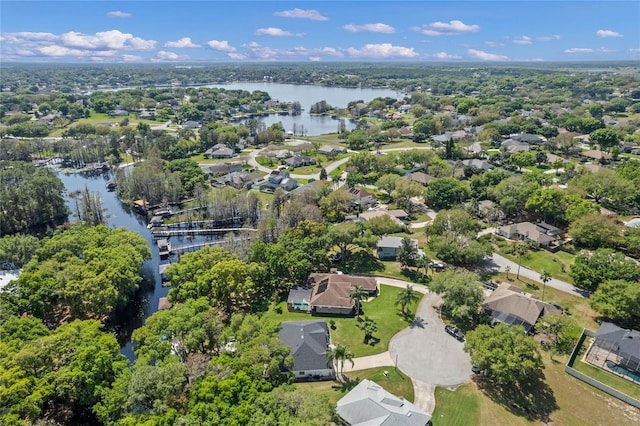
[395,285,420,317]
[327,344,354,381]
[357,316,377,344]
[540,270,552,301]
[349,285,369,319]
[514,242,528,279]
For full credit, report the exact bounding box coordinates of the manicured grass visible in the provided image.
[259,284,422,357]
[573,359,640,400]
[289,163,323,175]
[432,384,483,426]
[297,366,413,405]
[495,239,575,284]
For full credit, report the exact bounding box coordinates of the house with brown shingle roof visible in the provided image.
[483,283,563,333]
[307,273,378,315]
[580,150,611,161]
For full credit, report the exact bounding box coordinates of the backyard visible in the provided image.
[259,284,422,357]
[297,366,413,406]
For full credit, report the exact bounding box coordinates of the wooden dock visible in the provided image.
[171,237,252,255]
[151,227,256,238]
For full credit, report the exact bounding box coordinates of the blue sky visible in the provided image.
[1,1,638,63]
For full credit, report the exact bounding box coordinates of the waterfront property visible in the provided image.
[278,320,334,381]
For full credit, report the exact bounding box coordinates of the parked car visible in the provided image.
[429,261,446,271]
[445,325,465,341]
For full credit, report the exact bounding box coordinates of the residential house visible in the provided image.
[624,218,640,228]
[580,150,612,162]
[496,222,563,250]
[593,322,640,373]
[336,379,432,426]
[206,163,243,177]
[376,236,420,260]
[206,146,235,159]
[287,285,313,312]
[477,199,505,221]
[291,180,328,197]
[431,130,467,144]
[462,159,494,171]
[403,171,435,186]
[482,283,563,334]
[387,209,409,221]
[279,321,334,380]
[181,120,201,129]
[284,154,315,168]
[347,187,377,207]
[109,109,129,117]
[358,210,404,230]
[577,163,607,173]
[513,133,544,144]
[214,171,263,189]
[318,145,347,156]
[305,273,378,315]
[501,139,530,153]
[256,170,299,192]
[398,126,414,139]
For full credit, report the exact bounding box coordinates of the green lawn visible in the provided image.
[432,384,483,426]
[297,367,413,405]
[573,359,640,400]
[495,239,575,284]
[259,284,422,357]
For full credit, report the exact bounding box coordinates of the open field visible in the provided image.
[258,284,422,357]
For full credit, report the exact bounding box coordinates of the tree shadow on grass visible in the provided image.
[344,250,385,274]
[475,370,558,423]
[332,376,361,394]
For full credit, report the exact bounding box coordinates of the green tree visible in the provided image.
[590,280,640,329]
[536,314,581,356]
[327,344,354,380]
[430,208,478,237]
[364,214,401,236]
[376,173,401,198]
[395,284,420,317]
[349,285,369,319]
[464,323,543,385]
[396,237,419,268]
[525,188,566,225]
[391,179,424,212]
[424,177,471,210]
[357,316,378,344]
[514,242,528,279]
[429,232,490,266]
[0,234,39,267]
[429,271,484,326]
[569,212,623,249]
[589,127,619,150]
[570,248,640,292]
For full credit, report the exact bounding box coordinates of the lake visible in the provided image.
[209,82,400,135]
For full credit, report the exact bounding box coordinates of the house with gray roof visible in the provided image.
[501,139,530,153]
[318,145,347,156]
[336,379,432,426]
[483,283,563,334]
[279,321,334,380]
[376,236,420,260]
[462,158,494,171]
[593,322,640,373]
[497,221,563,250]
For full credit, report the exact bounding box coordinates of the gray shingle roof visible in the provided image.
[279,321,332,372]
[336,379,432,426]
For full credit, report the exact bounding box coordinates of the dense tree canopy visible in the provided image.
[465,323,543,385]
[590,280,640,329]
[569,248,640,292]
[429,271,484,326]
[0,161,68,236]
[6,225,150,324]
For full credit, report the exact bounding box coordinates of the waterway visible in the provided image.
[57,170,171,360]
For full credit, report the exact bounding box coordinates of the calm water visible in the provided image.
[57,171,166,360]
[209,82,400,135]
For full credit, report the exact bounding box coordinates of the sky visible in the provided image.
[1,1,639,63]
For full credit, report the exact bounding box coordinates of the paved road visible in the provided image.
[484,252,589,299]
[389,292,473,387]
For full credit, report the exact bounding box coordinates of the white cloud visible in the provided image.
[165,37,200,48]
[255,27,302,37]
[227,52,247,60]
[154,51,187,61]
[342,23,395,34]
[536,35,561,42]
[107,11,131,18]
[345,43,418,59]
[467,49,507,61]
[513,36,532,45]
[273,8,328,21]
[309,56,321,62]
[484,41,503,47]
[596,29,622,38]
[122,54,143,62]
[412,20,479,36]
[630,48,640,53]
[15,49,36,56]
[59,30,155,50]
[564,47,593,53]
[207,39,236,52]
[432,51,462,60]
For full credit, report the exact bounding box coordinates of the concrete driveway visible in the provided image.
[389,292,473,387]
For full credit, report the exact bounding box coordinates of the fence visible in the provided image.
[565,329,640,409]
